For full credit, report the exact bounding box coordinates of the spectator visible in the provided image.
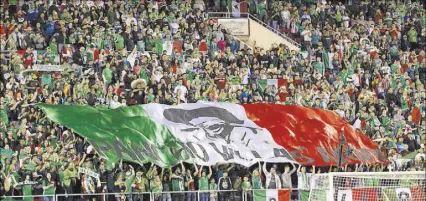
[263,162,281,189]
[171,163,185,201]
[218,171,232,201]
[281,163,296,189]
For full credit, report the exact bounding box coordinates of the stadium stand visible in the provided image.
[0,0,425,201]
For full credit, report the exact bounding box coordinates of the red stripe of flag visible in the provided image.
[242,104,387,166]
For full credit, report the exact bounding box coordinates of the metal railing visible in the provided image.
[0,195,48,200]
[55,192,151,201]
[154,190,242,201]
[207,12,301,48]
[1,188,309,201]
[207,12,250,19]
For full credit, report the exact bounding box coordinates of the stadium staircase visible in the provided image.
[208,12,301,52]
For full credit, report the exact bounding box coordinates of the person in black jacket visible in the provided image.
[73,47,84,66]
[268,50,279,68]
[86,90,97,106]
[257,51,269,67]
[404,133,421,152]
[385,88,398,108]
[218,171,232,201]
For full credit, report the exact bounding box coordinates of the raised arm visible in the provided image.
[226,163,235,172]
[147,163,155,179]
[258,161,261,173]
[130,165,135,177]
[181,162,185,174]
[194,164,200,177]
[207,166,212,179]
[289,163,297,174]
[78,153,87,167]
[263,162,269,175]
[297,164,301,173]
[168,168,172,181]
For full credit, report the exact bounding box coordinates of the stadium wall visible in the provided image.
[236,19,301,52]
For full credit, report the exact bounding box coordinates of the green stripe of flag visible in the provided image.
[254,189,267,201]
[36,104,191,168]
[300,190,310,201]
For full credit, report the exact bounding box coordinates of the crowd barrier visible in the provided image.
[55,192,151,201]
[1,189,306,201]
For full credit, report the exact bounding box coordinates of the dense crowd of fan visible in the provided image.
[0,0,425,201]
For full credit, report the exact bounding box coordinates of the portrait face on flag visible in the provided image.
[142,102,295,165]
[163,106,262,147]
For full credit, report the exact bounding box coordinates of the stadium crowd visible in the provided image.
[0,0,425,201]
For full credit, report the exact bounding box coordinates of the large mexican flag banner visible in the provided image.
[37,102,387,167]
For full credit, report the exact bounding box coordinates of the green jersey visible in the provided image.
[381,116,390,126]
[252,175,262,189]
[103,39,112,49]
[41,73,52,87]
[43,180,56,195]
[0,110,8,127]
[45,52,57,64]
[209,183,217,191]
[401,96,409,111]
[171,177,184,191]
[151,181,162,193]
[145,38,155,51]
[313,62,325,75]
[198,177,209,190]
[49,43,58,53]
[407,29,417,42]
[115,35,125,49]
[186,69,194,82]
[257,3,266,15]
[155,39,163,54]
[336,11,342,22]
[125,174,135,193]
[23,183,32,201]
[139,69,149,83]
[63,168,78,187]
[102,68,113,83]
[241,181,251,191]
[58,170,65,186]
